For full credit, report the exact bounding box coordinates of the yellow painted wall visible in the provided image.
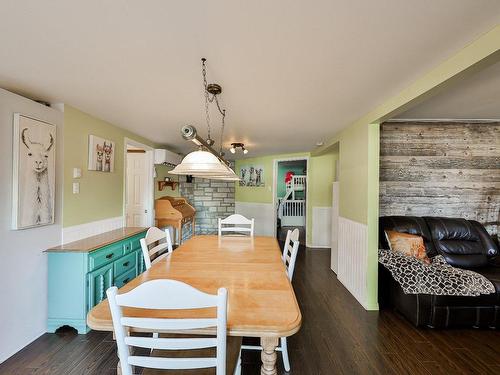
[154,164,180,200]
[63,105,157,227]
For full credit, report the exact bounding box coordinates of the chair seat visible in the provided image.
[142,336,242,375]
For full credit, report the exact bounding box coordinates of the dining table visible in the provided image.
[87,235,302,375]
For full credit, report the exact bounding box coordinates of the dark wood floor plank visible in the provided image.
[1,247,500,375]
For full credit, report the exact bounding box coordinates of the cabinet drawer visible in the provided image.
[122,241,132,254]
[114,252,136,277]
[89,243,123,271]
[114,267,136,289]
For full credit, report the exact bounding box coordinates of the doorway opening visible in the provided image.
[124,139,154,227]
[274,158,308,245]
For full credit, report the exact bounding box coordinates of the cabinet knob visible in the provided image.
[106,253,114,259]
[123,261,130,267]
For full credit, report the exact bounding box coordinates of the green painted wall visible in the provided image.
[235,150,338,245]
[63,105,157,227]
[235,152,308,204]
[154,164,180,200]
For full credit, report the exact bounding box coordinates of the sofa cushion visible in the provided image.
[379,216,437,257]
[424,217,488,268]
[384,230,431,264]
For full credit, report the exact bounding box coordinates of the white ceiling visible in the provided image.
[1,1,499,157]
[395,58,500,120]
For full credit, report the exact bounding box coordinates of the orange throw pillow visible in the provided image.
[385,230,431,264]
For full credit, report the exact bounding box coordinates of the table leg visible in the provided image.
[117,360,122,375]
[260,337,278,375]
[178,223,183,245]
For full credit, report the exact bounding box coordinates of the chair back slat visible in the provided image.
[121,317,217,331]
[128,356,217,370]
[140,227,173,270]
[107,279,228,375]
[218,214,254,237]
[116,279,217,309]
[124,336,217,350]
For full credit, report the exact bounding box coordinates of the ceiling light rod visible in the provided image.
[181,125,230,165]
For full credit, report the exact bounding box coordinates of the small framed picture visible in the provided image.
[88,135,115,172]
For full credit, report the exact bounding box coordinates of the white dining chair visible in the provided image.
[140,226,173,270]
[218,214,255,237]
[282,228,300,281]
[107,279,241,375]
[237,229,300,372]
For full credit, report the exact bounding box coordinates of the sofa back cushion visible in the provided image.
[379,216,437,257]
[424,217,488,268]
[470,220,499,258]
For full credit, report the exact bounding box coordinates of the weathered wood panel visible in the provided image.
[380,121,500,235]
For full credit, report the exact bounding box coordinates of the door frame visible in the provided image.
[272,156,310,240]
[123,137,155,227]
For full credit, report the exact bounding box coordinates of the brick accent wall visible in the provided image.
[180,178,235,236]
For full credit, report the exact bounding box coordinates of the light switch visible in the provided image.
[73,168,82,178]
[72,182,80,194]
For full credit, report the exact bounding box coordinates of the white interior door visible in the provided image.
[331,182,340,274]
[126,152,149,227]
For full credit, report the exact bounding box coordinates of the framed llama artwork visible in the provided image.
[239,164,265,187]
[12,114,56,229]
[88,135,115,172]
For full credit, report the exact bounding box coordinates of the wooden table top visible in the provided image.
[46,227,148,253]
[87,235,302,338]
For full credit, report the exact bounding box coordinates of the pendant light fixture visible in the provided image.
[169,59,239,181]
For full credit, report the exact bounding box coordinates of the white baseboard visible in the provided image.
[0,330,45,365]
[62,216,124,244]
[235,201,274,237]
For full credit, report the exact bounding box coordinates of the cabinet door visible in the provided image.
[88,263,113,310]
[136,249,146,275]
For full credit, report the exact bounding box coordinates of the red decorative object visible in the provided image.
[285,171,295,184]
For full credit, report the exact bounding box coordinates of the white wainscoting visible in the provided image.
[62,216,124,244]
[235,201,274,237]
[337,216,368,309]
[311,206,332,248]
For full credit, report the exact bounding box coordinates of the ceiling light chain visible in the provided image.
[201,58,212,144]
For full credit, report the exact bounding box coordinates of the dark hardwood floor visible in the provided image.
[2,247,500,374]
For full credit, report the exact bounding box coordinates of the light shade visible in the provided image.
[189,163,240,181]
[169,150,239,180]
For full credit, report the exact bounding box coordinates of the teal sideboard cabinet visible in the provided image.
[46,227,147,334]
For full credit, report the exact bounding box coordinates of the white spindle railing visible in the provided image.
[279,175,307,226]
[282,200,305,217]
[286,175,307,191]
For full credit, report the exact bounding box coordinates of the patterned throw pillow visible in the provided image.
[384,230,431,264]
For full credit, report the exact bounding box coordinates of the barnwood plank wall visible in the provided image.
[380,121,500,235]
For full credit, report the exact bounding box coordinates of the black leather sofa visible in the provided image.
[379,216,500,328]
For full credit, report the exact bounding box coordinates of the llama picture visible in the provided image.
[239,164,265,187]
[88,135,115,172]
[95,144,104,171]
[12,114,56,229]
[103,141,113,172]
